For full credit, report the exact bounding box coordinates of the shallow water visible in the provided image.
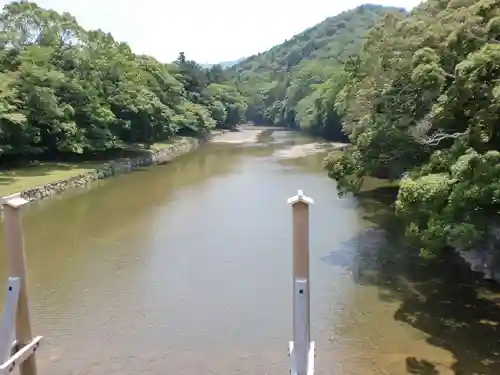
[0,129,498,375]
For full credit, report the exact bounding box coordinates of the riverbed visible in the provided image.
[0,128,498,375]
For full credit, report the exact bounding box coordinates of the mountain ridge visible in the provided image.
[228,4,407,127]
[201,57,246,69]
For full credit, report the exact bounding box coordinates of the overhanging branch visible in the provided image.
[415,131,465,146]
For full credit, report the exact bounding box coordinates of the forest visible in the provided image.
[229,4,405,140]
[2,0,500,256]
[0,1,247,161]
[322,0,500,257]
[231,0,500,257]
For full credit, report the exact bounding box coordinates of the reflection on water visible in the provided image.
[0,129,499,375]
[321,182,500,375]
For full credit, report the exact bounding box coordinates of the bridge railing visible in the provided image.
[0,190,315,375]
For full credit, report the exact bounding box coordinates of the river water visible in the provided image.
[0,128,499,375]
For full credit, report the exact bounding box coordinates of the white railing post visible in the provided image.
[287,190,314,375]
[0,193,41,375]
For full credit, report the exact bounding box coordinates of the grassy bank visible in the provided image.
[0,140,179,197]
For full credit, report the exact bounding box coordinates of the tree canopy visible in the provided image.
[318,0,500,256]
[0,1,247,160]
[228,4,405,140]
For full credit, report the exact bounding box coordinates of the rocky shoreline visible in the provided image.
[16,131,227,204]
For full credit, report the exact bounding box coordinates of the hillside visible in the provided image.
[219,58,246,68]
[322,0,500,256]
[229,4,406,134]
[202,58,245,69]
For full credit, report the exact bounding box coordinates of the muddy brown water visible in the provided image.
[0,128,498,375]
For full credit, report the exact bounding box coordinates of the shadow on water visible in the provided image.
[323,184,500,375]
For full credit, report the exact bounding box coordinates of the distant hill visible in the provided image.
[232,4,406,77]
[201,57,246,69]
[229,4,406,126]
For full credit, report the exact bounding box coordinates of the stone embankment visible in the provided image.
[13,127,269,204]
[18,132,223,203]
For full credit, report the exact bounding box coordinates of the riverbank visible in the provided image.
[0,125,349,205]
[0,129,247,204]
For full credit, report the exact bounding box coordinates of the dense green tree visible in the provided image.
[203,83,247,128]
[0,2,247,160]
[321,0,500,256]
[229,0,500,257]
[228,4,405,139]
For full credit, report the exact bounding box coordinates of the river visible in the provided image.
[0,128,499,375]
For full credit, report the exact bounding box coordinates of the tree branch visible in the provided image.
[415,131,465,146]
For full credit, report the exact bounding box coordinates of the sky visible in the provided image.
[1,0,423,64]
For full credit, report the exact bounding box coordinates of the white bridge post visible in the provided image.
[287,190,314,375]
[0,193,41,375]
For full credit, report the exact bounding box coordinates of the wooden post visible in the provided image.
[287,190,314,375]
[1,193,38,375]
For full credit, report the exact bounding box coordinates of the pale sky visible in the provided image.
[1,0,422,64]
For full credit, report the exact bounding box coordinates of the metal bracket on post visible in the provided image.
[0,276,42,375]
[0,277,20,363]
[289,279,315,375]
[0,336,42,375]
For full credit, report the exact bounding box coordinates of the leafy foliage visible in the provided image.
[0,1,247,161]
[321,0,500,255]
[229,4,405,140]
